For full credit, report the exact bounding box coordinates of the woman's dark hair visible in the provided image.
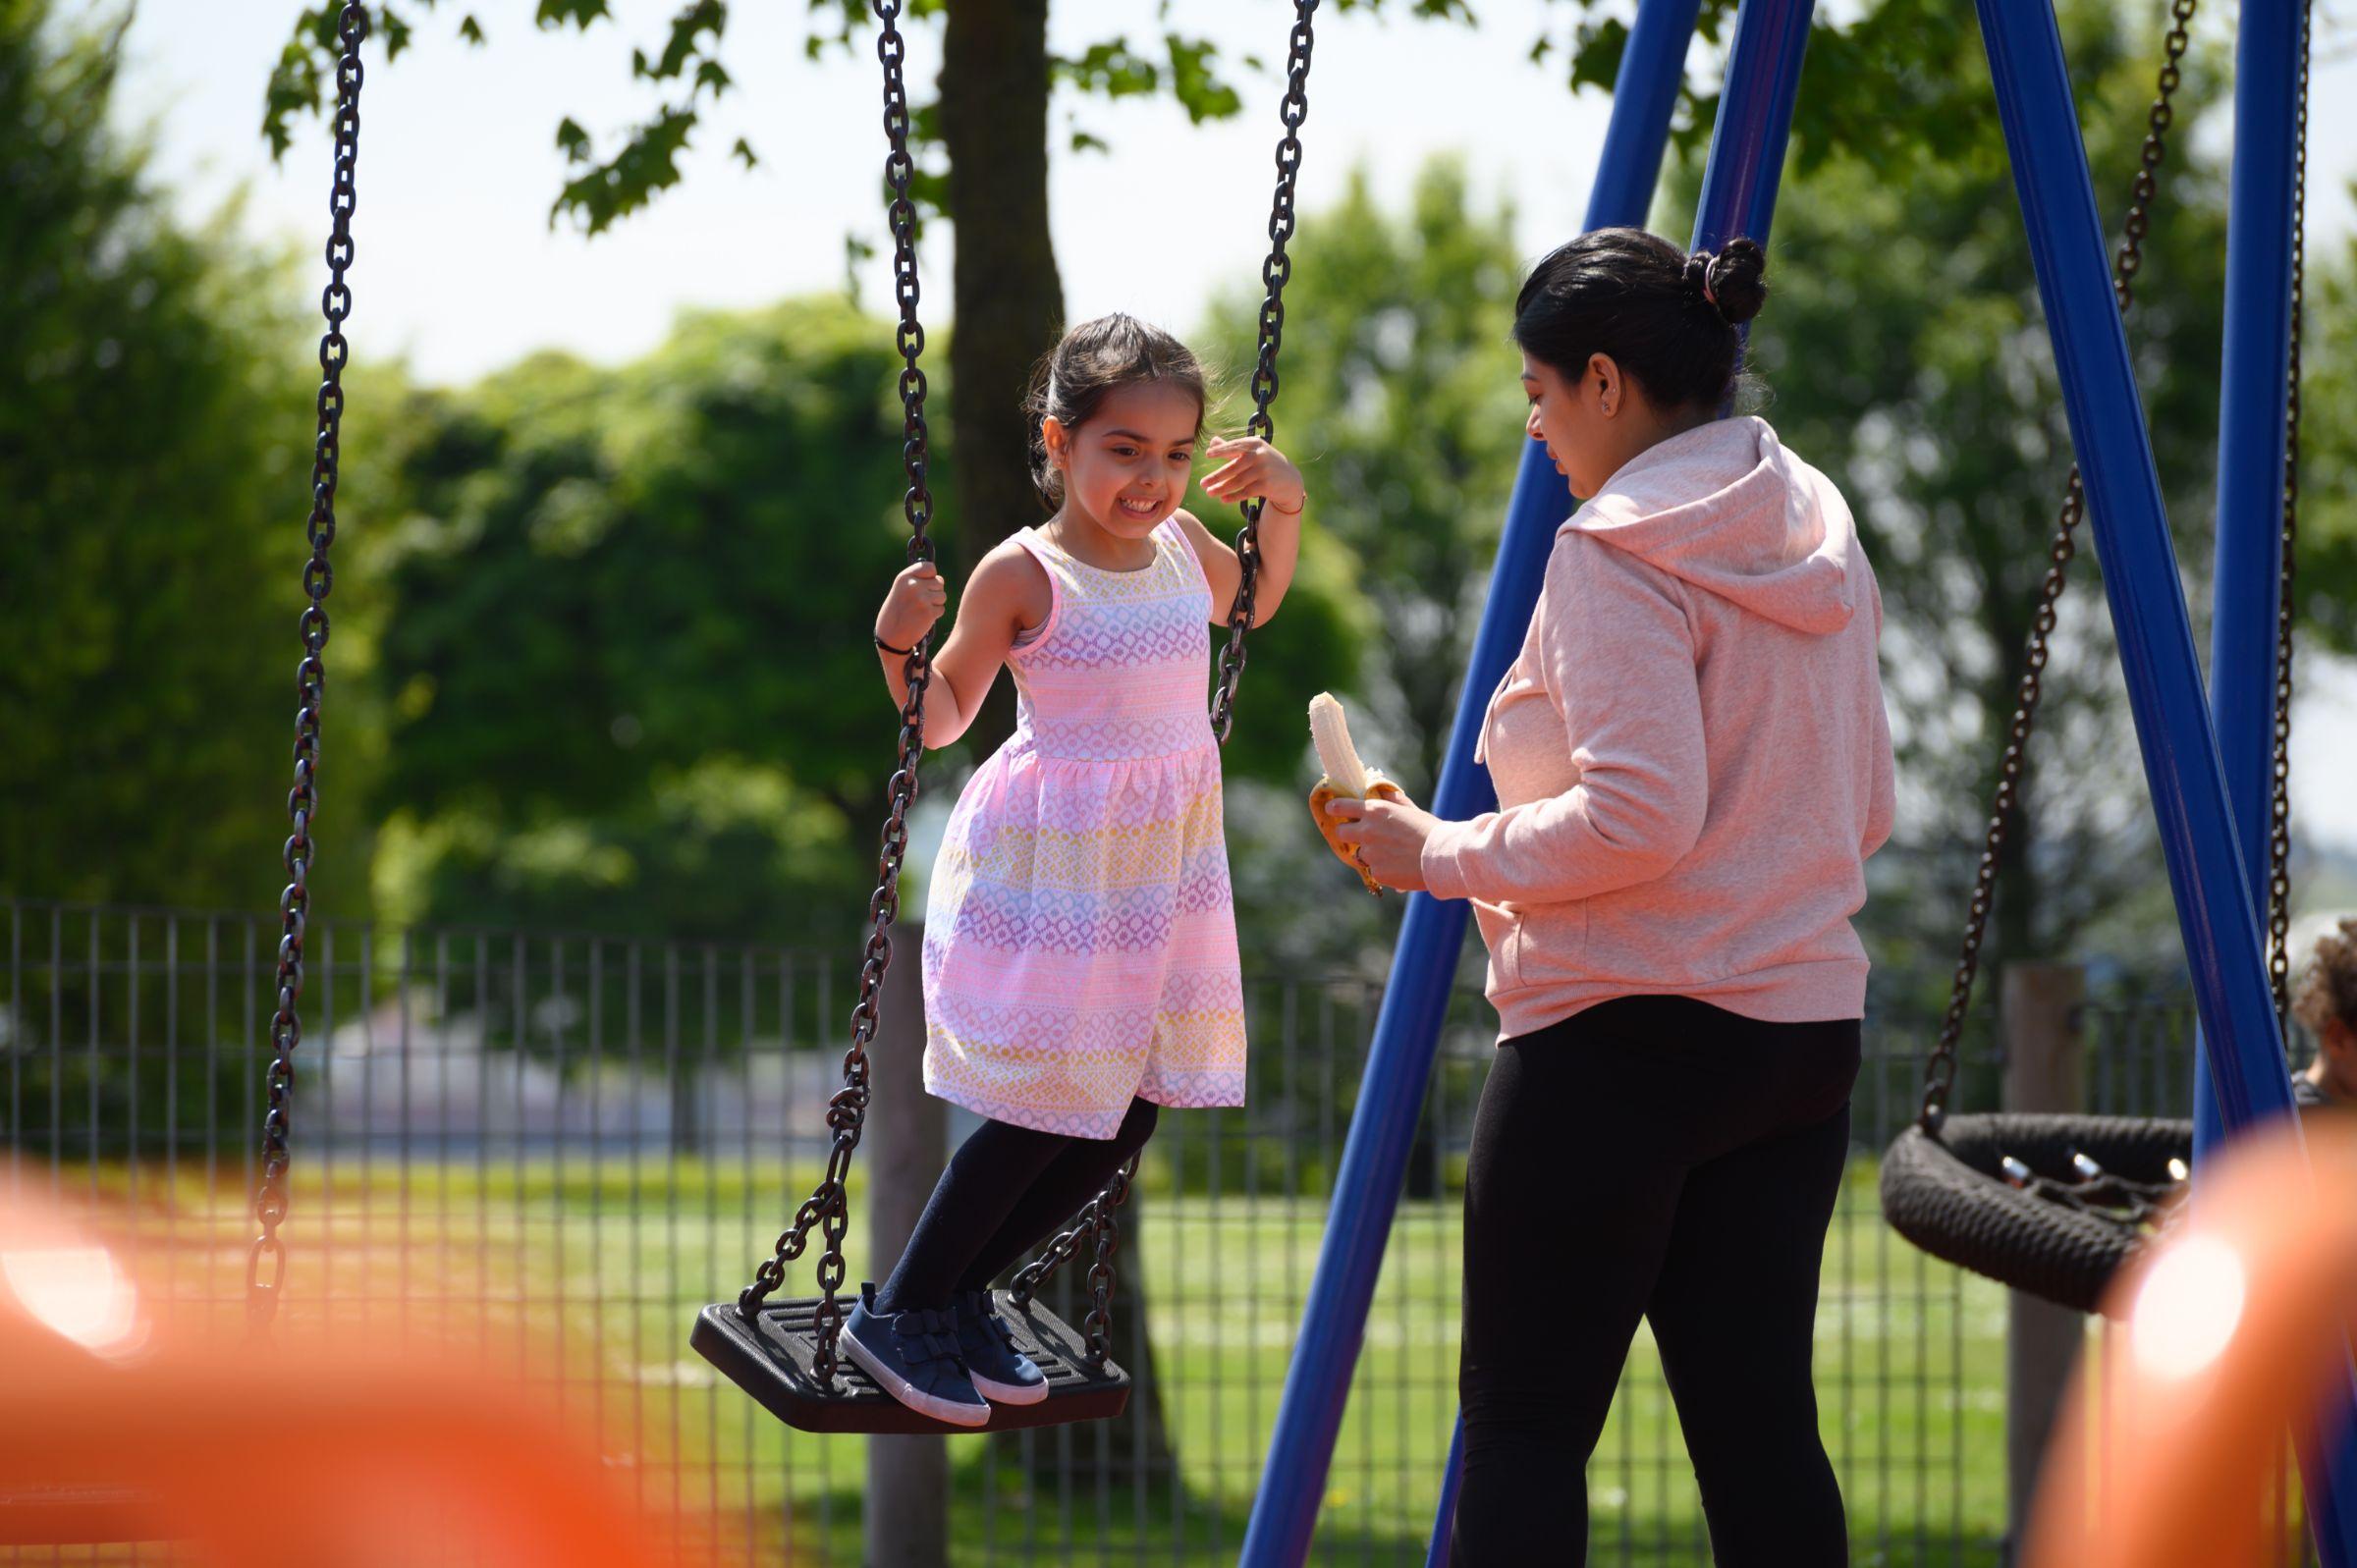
[1511,228,1768,411]
[1026,313,1209,505]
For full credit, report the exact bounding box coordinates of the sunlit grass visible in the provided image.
[65,1153,2021,1564]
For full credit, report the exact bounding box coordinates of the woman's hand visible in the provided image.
[877,560,948,651]
[1323,793,1440,894]
[1200,435,1305,515]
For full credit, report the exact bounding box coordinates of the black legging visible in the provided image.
[1453,995,1860,1568]
[874,1097,1160,1314]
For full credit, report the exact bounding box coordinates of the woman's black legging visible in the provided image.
[874,1097,1160,1314]
[1453,995,1860,1568]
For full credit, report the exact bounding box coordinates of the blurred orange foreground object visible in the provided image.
[0,1188,669,1568]
[2023,1118,2357,1568]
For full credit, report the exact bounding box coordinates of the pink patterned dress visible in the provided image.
[920,518,1247,1138]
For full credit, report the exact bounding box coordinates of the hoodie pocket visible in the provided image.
[1501,899,1588,993]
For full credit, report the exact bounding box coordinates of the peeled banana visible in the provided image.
[1306,692,1402,896]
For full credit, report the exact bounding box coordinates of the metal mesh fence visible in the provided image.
[0,898,2266,1565]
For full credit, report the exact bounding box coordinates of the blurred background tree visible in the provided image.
[9,0,2357,972]
[0,0,355,911]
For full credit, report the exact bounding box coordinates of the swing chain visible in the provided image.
[1080,1153,1136,1366]
[1919,0,2196,1134]
[1210,0,1319,745]
[739,0,937,1388]
[1016,5,1321,1322]
[247,0,369,1333]
[1006,1152,1137,1367]
[2269,0,2311,1022]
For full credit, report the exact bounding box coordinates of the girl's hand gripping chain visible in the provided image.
[877,560,948,654]
[1306,693,1404,896]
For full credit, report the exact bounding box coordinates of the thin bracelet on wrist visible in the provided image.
[875,632,914,657]
[1267,496,1304,515]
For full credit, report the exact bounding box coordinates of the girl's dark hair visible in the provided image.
[1511,228,1768,411]
[1027,313,1209,505]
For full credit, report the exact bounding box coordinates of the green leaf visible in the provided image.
[550,103,700,235]
[1164,33,1242,124]
[1566,16,1625,95]
[695,59,733,97]
[732,136,758,170]
[555,117,593,164]
[535,0,613,28]
[654,0,728,81]
[1052,38,1158,98]
[260,34,327,162]
[459,15,486,44]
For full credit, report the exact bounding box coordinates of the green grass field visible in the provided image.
[106,1155,2032,1565]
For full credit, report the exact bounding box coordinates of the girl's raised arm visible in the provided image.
[1178,435,1306,627]
[874,541,1051,749]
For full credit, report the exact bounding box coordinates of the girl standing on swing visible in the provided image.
[850,312,1309,1426]
[1332,230,1894,1564]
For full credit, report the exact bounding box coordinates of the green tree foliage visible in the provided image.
[1204,160,1527,801]
[362,301,912,940]
[2294,246,2357,658]
[1196,159,1528,968]
[361,297,1364,942]
[0,0,333,910]
[1734,2,2232,975]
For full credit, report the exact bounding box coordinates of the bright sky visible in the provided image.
[97,0,2357,854]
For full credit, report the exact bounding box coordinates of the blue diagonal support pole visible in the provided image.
[1975,0,2357,1559]
[2200,0,2357,1551]
[2196,0,2301,1159]
[1231,3,1709,1566]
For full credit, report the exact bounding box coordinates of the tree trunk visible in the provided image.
[867,934,950,1567]
[936,0,1062,758]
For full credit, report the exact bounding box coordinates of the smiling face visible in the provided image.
[1521,350,1622,500]
[1041,379,1202,542]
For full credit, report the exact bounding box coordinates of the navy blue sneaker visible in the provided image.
[840,1284,991,1428]
[954,1290,1049,1406]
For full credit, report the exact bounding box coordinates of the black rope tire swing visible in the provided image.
[1880,0,2309,1318]
[688,0,1325,1435]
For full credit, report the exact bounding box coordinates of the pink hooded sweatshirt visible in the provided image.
[1421,415,1895,1040]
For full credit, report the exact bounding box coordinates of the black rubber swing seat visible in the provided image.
[1880,1112,2193,1316]
[689,1290,1130,1434]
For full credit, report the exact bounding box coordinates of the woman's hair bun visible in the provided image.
[1701,238,1768,327]
[1512,226,1767,410]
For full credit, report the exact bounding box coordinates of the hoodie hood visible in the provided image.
[1563,415,1861,635]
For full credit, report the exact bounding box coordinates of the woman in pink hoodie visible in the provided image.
[1331,229,1894,1565]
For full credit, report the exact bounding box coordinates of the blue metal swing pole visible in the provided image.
[1231,4,1706,1566]
[2195,0,2302,1168]
[2202,0,2357,1549]
[1685,0,1814,261]
[1974,0,2357,1559]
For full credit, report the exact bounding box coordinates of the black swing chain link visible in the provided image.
[1209,0,1318,745]
[737,0,936,1386]
[2270,0,2311,1024]
[1919,0,2197,1133]
[247,2,368,1332]
[1013,3,1321,1368]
